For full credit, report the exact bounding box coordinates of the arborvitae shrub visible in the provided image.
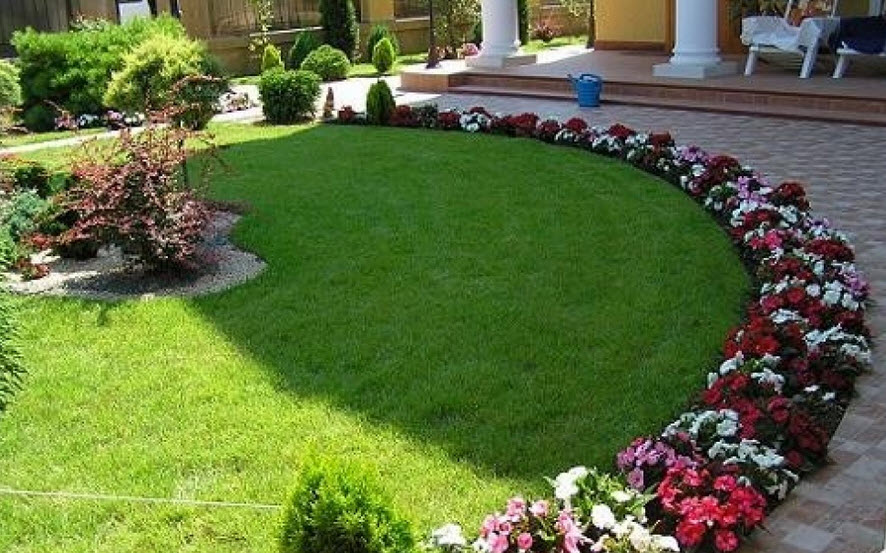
[278,461,414,553]
[371,38,396,75]
[258,69,321,124]
[319,0,359,60]
[365,25,399,62]
[288,32,321,69]
[262,44,285,73]
[365,80,395,126]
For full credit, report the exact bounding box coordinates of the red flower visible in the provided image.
[715,529,740,552]
[676,519,706,547]
[607,123,635,140]
[564,117,588,134]
[767,397,791,424]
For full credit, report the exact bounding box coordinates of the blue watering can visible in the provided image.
[568,73,603,108]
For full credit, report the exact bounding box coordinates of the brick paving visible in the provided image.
[404,93,886,553]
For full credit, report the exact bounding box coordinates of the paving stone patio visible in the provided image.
[407,93,886,553]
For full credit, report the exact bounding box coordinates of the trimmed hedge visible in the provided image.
[11,15,187,130]
[300,45,351,81]
[259,69,321,124]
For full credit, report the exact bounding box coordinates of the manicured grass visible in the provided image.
[231,53,428,84]
[0,127,104,149]
[522,35,587,53]
[0,123,748,552]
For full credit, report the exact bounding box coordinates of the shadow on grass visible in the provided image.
[189,124,749,482]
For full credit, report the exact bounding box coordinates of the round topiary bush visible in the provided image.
[365,80,395,126]
[365,25,399,62]
[371,38,396,75]
[262,44,285,73]
[288,32,321,70]
[258,69,321,124]
[300,45,351,81]
[0,60,21,109]
[279,461,414,553]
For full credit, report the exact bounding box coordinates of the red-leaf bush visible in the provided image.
[63,126,210,271]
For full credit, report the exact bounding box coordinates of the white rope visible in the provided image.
[0,487,282,511]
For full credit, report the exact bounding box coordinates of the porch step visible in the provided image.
[447,84,886,126]
[443,72,886,126]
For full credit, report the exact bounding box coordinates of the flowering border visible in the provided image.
[331,105,872,553]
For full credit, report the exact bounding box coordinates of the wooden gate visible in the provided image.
[1,0,81,56]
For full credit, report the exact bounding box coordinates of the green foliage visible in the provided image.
[365,25,400,62]
[517,0,529,45]
[0,190,50,244]
[0,289,24,415]
[262,44,285,73]
[288,32,322,69]
[12,15,187,130]
[103,33,223,116]
[0,60,21,109]
[300,45,351,81]
[279,460,415,553]
[434,0,481,55]
[1,158,53,198]
[258,69,321,124]
[366,80,396,126]
[320,0,359,60]
[371,39,396,75]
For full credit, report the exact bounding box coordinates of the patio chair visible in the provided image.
[743,0,841,78]
[831,4,886,78]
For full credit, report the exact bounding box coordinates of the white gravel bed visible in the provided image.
[3,211,266,301]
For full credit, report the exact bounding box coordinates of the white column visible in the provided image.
[653,0,737,79]
[466,0,536,69]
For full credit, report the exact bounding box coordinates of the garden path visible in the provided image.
[408,93,886,553]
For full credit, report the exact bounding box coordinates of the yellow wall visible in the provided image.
[595,0,669,49]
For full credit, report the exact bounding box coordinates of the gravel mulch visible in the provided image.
[3,211,266,301]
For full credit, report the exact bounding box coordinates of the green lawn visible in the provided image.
[231,53,428,85]
[522,35,587,53]
[0,123,748,552]
[0,127,104,149]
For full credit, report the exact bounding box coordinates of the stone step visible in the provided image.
[446,78,886,126]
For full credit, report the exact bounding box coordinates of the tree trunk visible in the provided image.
[586,0,596,48]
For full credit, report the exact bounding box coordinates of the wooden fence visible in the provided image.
[1,0,81,56]
[208,0,324,35]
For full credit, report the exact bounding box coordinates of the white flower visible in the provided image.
[652,535,681,552]
[553,466,588,501]
[472,537,491,552]
[431,524,467,548]
[823,392,836,402]
[591,504,616,530]
[612,490,633,503]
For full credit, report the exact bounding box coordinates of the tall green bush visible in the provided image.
[517,0,529,45]
[365,25,399,62]
[371,38,396,75]
[288,32,321,69]
[262,44,285,73]
[279,460,414,553]
[365,80,395,126]
[258,69,321,124]
[0,60,21,109]
[300,45,351,81]
[319,0,359,60]
[103,33,225,123]
[12,15,187,130]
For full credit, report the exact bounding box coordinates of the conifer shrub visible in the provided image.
[278,460,414,553]
[365,80,395,126]
[371,38,396,75]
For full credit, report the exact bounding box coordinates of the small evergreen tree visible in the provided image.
[319,0,359,61]
[261,44,284,73]
[365,80,395,126]
[517,0,529,45]
[371,38,396,75]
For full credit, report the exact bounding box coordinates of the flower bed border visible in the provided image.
[330,105,872,553]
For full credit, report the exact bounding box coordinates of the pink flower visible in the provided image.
[480,515,497,537]
[627,468,644,490]
[506,496,526,519]
[487,532,509,553]
[517,532,533,550]
[529,499,549,518]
